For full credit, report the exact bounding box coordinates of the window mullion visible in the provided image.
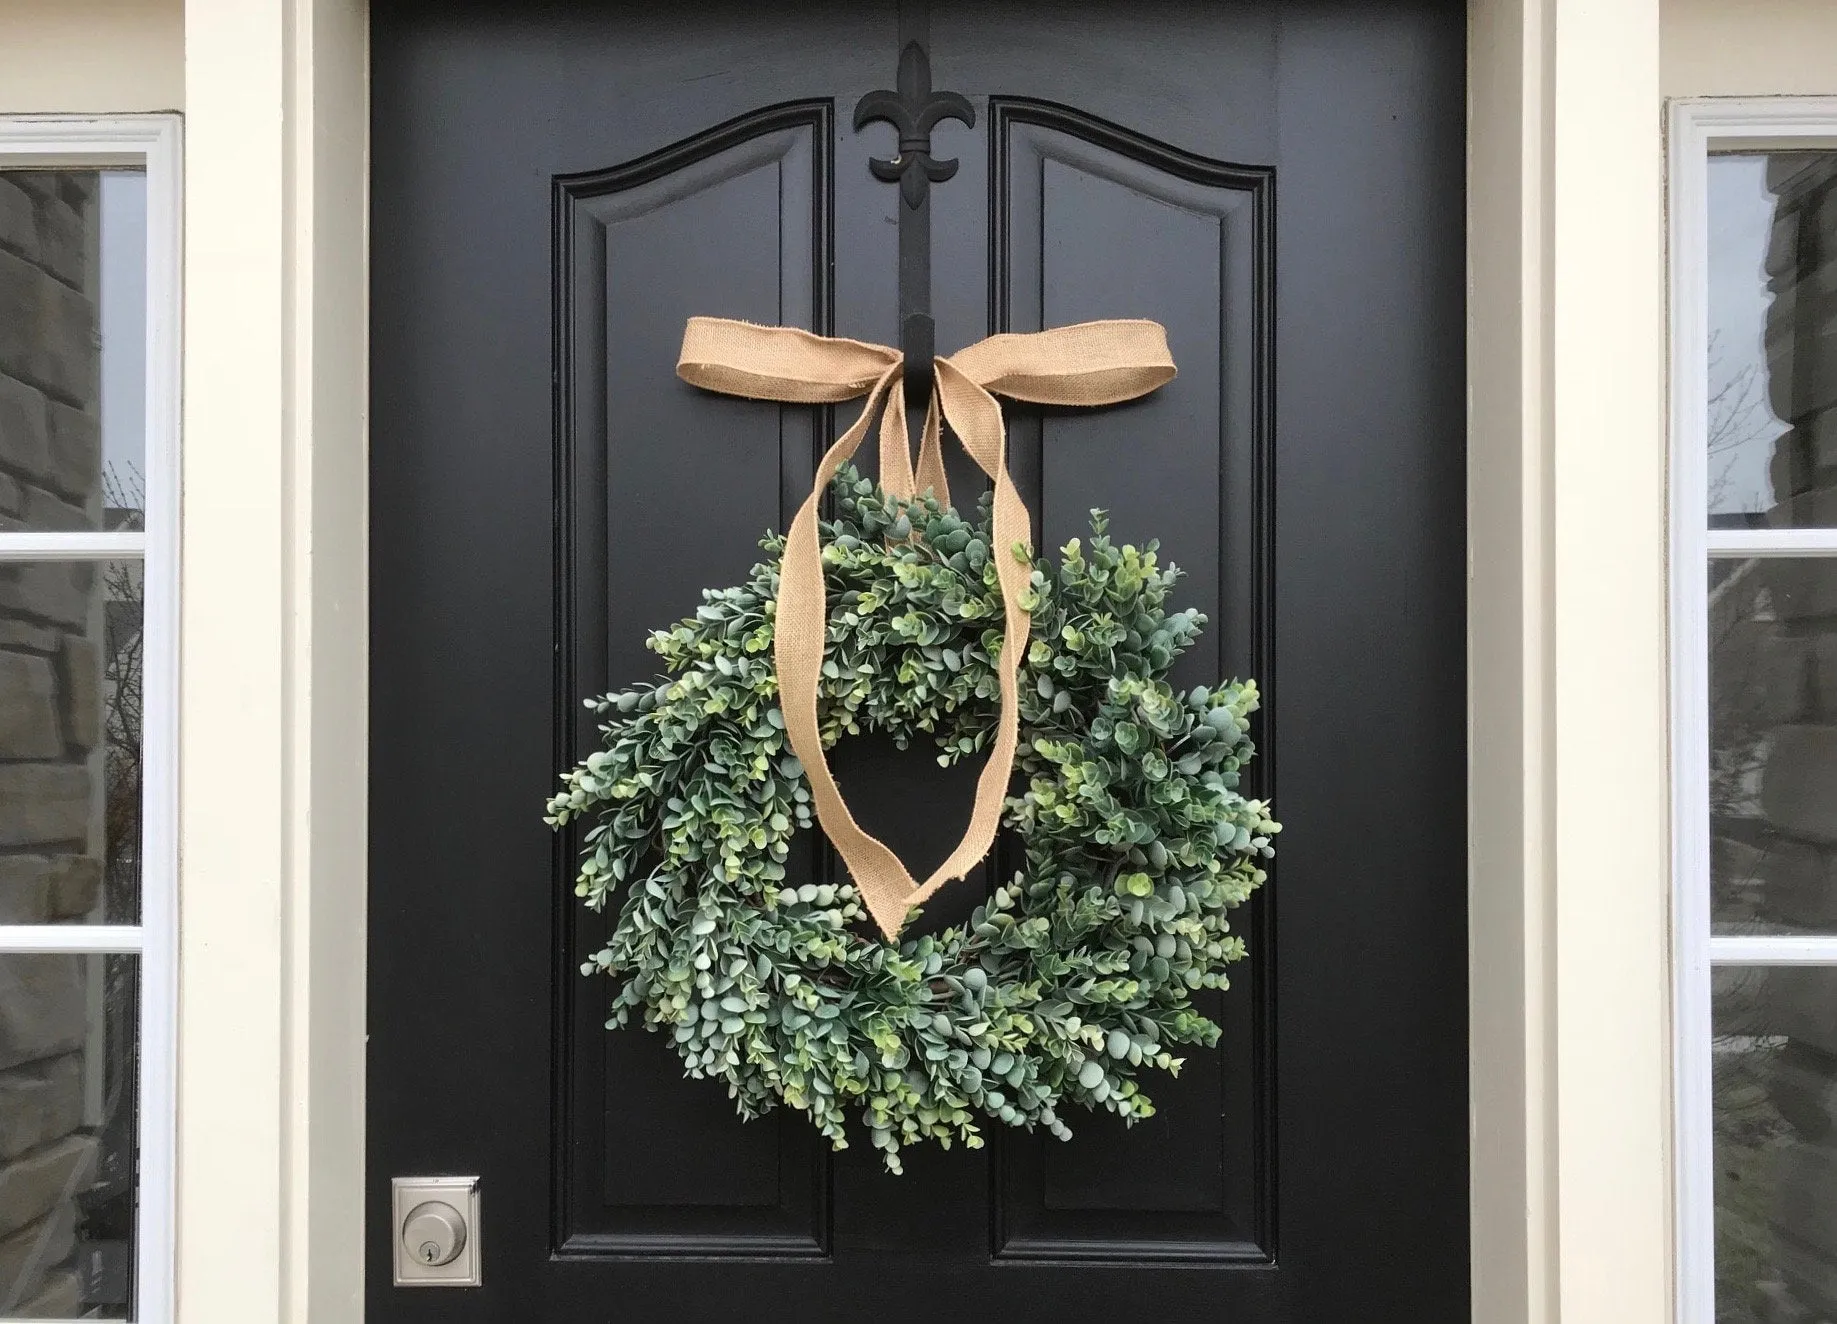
[1709,936,1837,965]
[0,926,143,954]
[0,533,147,560]
[1707,529,1837,558]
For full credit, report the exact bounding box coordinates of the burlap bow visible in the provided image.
[677,317,1176,938]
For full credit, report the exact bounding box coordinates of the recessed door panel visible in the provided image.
[992,101,1272,1261]
[557,104,833,1255]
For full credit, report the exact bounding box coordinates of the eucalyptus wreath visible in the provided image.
[547,465,1277,1172]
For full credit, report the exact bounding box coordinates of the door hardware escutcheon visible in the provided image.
[391,1176,481,1287]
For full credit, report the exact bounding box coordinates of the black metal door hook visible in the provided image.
[855,37,970,412]
[902,313,935,408]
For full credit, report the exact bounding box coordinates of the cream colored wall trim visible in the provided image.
[1469,0,1673,1320]
[180,0,287,1315]
[287,1,368,1317]
[1468,0,1552,1314]
[1548,0,1673,1317]
[0,0,184,113]
[288,5,367,1314]
[179,0,366,1320]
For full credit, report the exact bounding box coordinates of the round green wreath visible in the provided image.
[547,464,1277,1172]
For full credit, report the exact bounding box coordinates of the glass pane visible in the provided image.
[0,169,146,533]
[1709,558,1837,933]
[1708,152,1837,530]
[0,562,141,924]
[0,953,136,1319]
[1713,966,1837,1322]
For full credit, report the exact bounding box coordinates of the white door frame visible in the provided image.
[173,1,1673,1319]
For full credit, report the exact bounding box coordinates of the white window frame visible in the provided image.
[1670,96,1837,1324]
[0,114,180,1324]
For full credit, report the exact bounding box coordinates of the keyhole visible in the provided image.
[421,1242,441,1263]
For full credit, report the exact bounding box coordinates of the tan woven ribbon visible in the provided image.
[678,317,1176,938]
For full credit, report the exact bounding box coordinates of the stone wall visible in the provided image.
[0,169,110,1317]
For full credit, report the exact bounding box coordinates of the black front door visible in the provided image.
[368,3,1467,1319]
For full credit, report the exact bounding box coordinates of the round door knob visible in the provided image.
[401,1200,467,1268]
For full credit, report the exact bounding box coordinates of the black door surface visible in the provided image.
[369,3,1466,1319]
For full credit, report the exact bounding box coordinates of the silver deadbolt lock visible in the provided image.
[403,1200,466,1266]
[392,1176,481,1287]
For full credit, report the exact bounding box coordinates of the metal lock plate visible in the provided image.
[392,1176,481,1287]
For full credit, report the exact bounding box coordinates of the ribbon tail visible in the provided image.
[912,387,950,511]
[876,376,918,503]
[773,365,938,940]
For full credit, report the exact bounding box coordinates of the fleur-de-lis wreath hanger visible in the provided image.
[853,40,975,210]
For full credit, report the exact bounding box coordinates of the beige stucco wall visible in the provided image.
[1665,0,1837,97]
[7,0,1810,129]
[0,0,183,114]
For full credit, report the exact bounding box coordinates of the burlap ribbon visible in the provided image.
[677,317,1176,938]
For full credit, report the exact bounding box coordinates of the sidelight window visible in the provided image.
[1673,99,1837,1324]
[0,117,179,1322]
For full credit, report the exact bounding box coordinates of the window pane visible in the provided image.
[0,562,141,924]
[0,169,145,534]
[0,953,136,1319]
[1710,558,1837,933]
[1714,965,1837,1322]
[1708,152,1837,530]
